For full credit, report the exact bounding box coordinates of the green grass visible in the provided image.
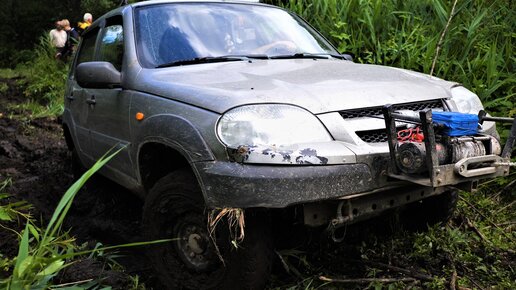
[0,69,22,79]
[0,149,168,289]
[6,35,69,120]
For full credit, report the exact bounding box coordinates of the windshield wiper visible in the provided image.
[270,52,344,60]
[156,54,269,68]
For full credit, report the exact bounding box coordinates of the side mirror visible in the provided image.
[76,61,121,88]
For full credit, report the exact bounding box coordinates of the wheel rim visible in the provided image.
[173,214,218,271]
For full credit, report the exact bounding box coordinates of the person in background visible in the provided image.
[77,13,93,35]
[49,20,67,59]
[60,19,80,60]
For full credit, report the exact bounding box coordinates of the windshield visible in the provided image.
[134,3,338,68]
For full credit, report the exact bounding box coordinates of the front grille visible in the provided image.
[340,99,445,143]
[356,129,389,143]
[339,99,444,119]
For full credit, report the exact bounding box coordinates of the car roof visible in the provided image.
[130,0,264,9]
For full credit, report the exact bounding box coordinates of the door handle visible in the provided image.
[86,95,96,105]
[66,89,78,101]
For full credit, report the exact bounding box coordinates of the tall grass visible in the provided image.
[13,35,69,119]
[281,0,514,119]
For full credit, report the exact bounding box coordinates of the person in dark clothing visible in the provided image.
[60,19,80,61]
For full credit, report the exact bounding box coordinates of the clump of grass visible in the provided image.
[0,69,21,79]
[0,149,169,289]
[11,35,68,119]
[0,151,119,289]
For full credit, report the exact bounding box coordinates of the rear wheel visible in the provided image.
[143,170,274,289]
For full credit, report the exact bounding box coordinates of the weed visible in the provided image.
[0,69,21,79]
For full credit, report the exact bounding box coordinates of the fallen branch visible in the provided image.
[488,179,516,201]
[319,276,416,284]
[404,280,419,290]
[459,196,502,231]
[346,259,434,281]
[450,269,458,290]
[275,250,303,279]
[495,200,515,214]
[464,216,490,244]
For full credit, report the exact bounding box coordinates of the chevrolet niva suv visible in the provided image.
[62,1,514,289]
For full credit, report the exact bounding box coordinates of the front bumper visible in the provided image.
[194,161,380,208]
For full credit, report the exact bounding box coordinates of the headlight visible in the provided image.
[450,86,497,134]
[217,104,332,148]
[450,86,483,114]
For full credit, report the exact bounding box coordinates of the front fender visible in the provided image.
[131,114,215,164]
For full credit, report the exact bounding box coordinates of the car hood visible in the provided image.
[133,59,456,114]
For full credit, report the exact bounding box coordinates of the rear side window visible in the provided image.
[98,16,124,71]
[76,27,99,65]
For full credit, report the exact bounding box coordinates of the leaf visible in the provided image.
[13,222,30,278]
[35,260,64,277]
[0,207,12,221]
[27,224,40,242]
[17,255,34,278]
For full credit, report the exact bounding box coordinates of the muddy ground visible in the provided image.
[0,78,155,288]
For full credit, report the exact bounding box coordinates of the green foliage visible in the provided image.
[0,149,170,289]
[0,150,120,289]
[9,35,68,119]
[0,69,21,79]
[410,190,515,289]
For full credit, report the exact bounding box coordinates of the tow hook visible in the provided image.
[328,201,352,243]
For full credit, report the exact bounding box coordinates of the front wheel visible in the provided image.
[143,170,274,289]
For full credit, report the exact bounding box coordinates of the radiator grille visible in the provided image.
[340,99,445,143]
[339,99,444,119]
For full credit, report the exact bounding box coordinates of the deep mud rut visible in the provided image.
[0,78,157,288]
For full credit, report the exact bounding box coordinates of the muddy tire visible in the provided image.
[143,170,273,290]
[401,189,458,231]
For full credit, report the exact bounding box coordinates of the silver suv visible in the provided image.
[62,1,513,289]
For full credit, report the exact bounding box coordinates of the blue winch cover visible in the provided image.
[432,111,479,136]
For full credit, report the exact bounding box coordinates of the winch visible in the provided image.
[396,135,501,174]
[382,106,515,187]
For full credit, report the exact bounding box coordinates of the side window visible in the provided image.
[76,28,99,65]
[98,16,124,71]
